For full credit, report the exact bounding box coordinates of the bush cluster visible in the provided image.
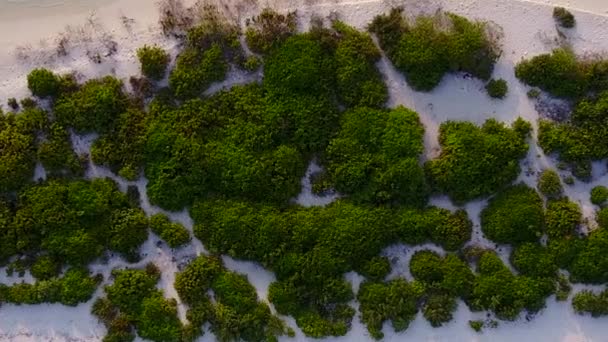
[591,185,608,206]
[538,169,563,199]
[137,45,170,80]
[572,289,608,317]
[245,8,297,54]
[149,213,190,248]
[93,265,183,342]
[426,119,530,203]
[0,268,100,306]
[0,179,148,266]
[324,106,428,206]
[369,8,501,91]
[175,255,291,341]
[486,78,508,99]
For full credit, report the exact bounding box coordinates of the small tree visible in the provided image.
[27,68,61,98]
[591,186,608,206]
[538,169,563,199]
[486,79,508,99]
[137,45,170,80]
[553,7,575,28]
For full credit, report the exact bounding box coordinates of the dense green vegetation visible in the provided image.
[93,265,184,342]
[7,6,608,341]
[486,79,508,99]
[572,289,608,316]
[137,45,170,80]
[591,185,608,206]
[426,119,531,203]
[175,255,291,341]
[369,8,501,91]
[323,106,427,206]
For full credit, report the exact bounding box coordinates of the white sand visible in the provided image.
[2,0,608,341]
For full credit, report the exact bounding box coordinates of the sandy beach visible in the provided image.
[2,0,608,341]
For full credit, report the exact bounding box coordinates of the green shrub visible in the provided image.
[357,256,391,282]
[510,243,557,278]
[54,76,128,133]
[538,169,563,199]
[553,7,576,28]
[324,106,428,206]
[108,209,149,261]
[136,45,170,80]
[545,199,581,239]
[149,213,190,248]
[27,68,61,98]
[469,320,483,332]
[369,9,500,91]
[486,79,508,99]
[245,8,297,54]
[422,293,457,327]
[591,186,608,206]
[38,123,83,178]
[568,228,608,283]
[357,279,424,340]
[31,256,60,280]
[573,289,608,317]
[481,184,544,244]
[426,119,530,203]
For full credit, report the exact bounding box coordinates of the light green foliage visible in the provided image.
[486,78,508,99]
[369,9,500,91]
[469,320,483,332]
[481,184,544,244]
[572,289,608,317]
[426,119,530,203]
[137,45,170,80]
[0,109,47,192]
[175,255,289,341]
[27,68,61,98]
[357,279,424,340]
[149,213,190,248]
[591,185,608,206]
[357,256,391,282]
[324,106,428,206]
[553,7,576,28]
[470,251,554,320]
[54,76,128,133]
[545,199,581,239]
[538,169,563,199]
[30,255,60,280]
[245,8,297,54]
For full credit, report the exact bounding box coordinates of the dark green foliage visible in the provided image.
[30,255,60,280]
[369,9,501,91]
[486,79,508,99]
[324,106,428,206]
[357,256,391,282]
[572,289,608,317]
[149,213,190,248]
[567,224,608,283]
[96,267,184,342]
[4,179,143,267]
[538,92,608,170]
[245,8,297,54]
[591,186,608,206]
[1,268,100,306]
[357,279,424,340]
[545,199,581,239]
[538,169,563,199]
[422,293,457,327]
[481,184,544,244]
[137,45,170,80]
[426,119,530,203]
[169,12,243,99]
[38,123,83,178]
[515,48,608,99]
[511,243,557,278]
[27,68,61,98]
[175,255,289,341]
[410,250,475,299]
[333,21,388,108]
[0,109,46,192]
[54,76,128,133]
[91,108,148,180]
[470,251,554,320]
[553,7,576,28]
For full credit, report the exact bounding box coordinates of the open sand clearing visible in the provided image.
[1,0,608,341]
